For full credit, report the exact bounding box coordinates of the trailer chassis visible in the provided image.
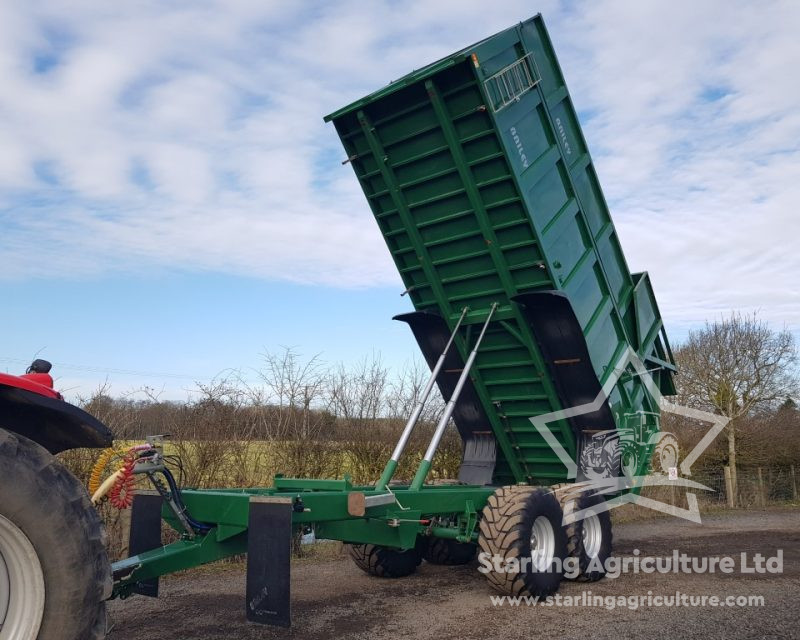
[111,480,495,607]
[110,307,500,627]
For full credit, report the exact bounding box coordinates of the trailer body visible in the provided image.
[325,14,675,484]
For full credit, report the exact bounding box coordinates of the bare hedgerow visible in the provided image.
[54,354,455,563]
[328,353,388,426]
[251,347,329,441]
[345,439,393,484]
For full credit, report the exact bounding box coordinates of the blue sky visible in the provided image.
[1,0,798,400]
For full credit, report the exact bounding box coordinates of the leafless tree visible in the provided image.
[674,312,798,503]
[385,359,444,424]
[328,353,388,424]
[253,347,328,440]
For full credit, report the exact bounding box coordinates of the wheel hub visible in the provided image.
[0,515,45,640]
[581,511,602,559]
[529,515,555,571]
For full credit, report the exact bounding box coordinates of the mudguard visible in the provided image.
[394,311,497,485]
[512,291,616,433]
[512,291,623,481]
[0,374,113,453]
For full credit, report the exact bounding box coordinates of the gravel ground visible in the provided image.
[107,508,800,639]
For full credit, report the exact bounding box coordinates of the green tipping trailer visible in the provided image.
[325,14,675,485]
[96,13,678,633]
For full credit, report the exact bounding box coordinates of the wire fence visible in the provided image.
[696,465,798,508]
[641,465,800,510]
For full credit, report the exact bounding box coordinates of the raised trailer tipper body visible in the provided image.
[325,14,675,485]
[0,14,678,639]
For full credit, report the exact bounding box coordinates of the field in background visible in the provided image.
[60,436,799,562]
[56,348,800,561]
[60,433,463,561]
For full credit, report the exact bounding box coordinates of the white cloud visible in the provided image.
[556,0,800,329]
[0,0,798,329]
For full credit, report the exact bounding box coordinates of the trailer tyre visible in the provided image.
[478,486,568,597]
[0,429,111,640]
[348,543,423,578]
[423,538,477,565]
[561,489,613,582]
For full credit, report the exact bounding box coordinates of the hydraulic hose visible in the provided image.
[159,467,212,532]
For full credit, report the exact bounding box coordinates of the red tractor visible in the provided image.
[0,360,113,640]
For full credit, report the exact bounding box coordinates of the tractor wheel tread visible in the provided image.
[0,429,111,640]
[557,489,613,582]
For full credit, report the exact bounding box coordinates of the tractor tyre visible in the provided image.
[0,428,111,640]
[620,442,640,479]
[579,434,621,480]
[478,486,568,597]
[348,543,423,578]
[560,489,613,582]
[653,432,680,474]
[423,538,477,565]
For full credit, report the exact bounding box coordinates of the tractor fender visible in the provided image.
[647,430,676,446]
[0,374,113,454]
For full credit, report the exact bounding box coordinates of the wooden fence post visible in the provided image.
[791,465,798,501]
[724,465,735,508]
[757,467,766,507]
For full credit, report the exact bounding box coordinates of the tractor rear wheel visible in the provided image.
[478,486,568,597]
[653,433,680,474]
[560,489,613,582]
[348,543,423,578]
[0,428,111,640]
[423,538,477,565]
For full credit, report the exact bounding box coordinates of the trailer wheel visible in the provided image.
[478,486,568,597]
[348,543,423,578]
[423,538,477,565]
[0,429,111,640]
[561,489,613,582]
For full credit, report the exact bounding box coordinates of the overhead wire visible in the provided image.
[0,356,198,380]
